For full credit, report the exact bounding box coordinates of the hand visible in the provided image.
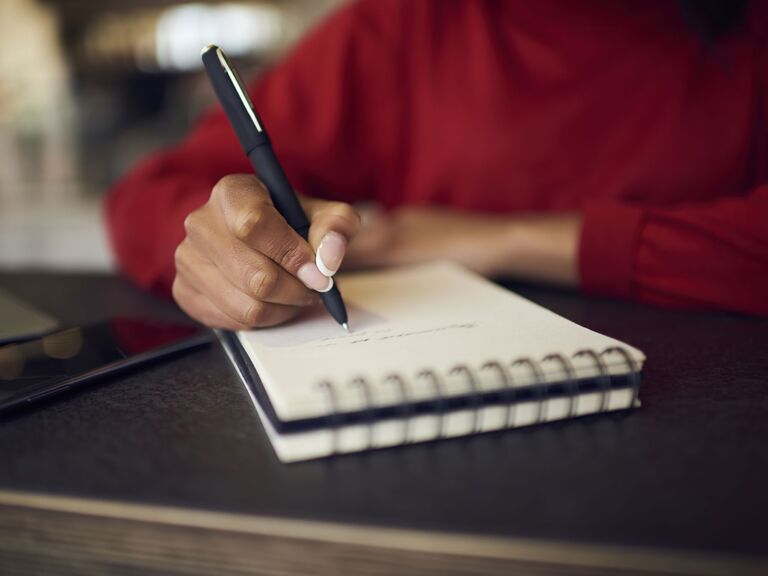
[345,206,516,276]
[346,206,581,285]
[173,174,360,329]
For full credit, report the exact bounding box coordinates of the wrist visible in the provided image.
[500,213,582,286]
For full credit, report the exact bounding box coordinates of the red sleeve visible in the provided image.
[579,185,768,316]
[580,15,768,318]
[105,0,403,296]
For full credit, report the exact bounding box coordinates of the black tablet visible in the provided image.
[0,317,212,415]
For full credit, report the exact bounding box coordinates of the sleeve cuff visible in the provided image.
[579,200,646,299]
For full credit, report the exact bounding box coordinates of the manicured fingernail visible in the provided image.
[297,262,334,292]
[316,231,346,277]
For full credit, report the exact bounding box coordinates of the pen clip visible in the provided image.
[212,46,263,133]
[201,44,268,153]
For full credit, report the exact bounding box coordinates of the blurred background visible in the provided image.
[0,0,345,271]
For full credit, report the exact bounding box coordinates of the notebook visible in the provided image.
[219,261,644,463]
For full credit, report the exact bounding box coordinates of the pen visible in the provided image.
[201,45,349,331]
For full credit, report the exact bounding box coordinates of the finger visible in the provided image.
[180,219,319,307]
[172,275,251,330]
[173,273,301,329]
[175,240,311,324]
[211,175,332,292]
[342,211,396,270]
[302,197,361,277]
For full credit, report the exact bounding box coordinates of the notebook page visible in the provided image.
[237,261,644,421]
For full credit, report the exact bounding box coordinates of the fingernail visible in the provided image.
[297,262,334,292]
[316,231,346,277]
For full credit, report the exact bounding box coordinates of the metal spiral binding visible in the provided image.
[603,347,641,407]
[480,361,516,429]
[350,377,375,451]
[312,346,639,454]
[573,349,611,412]
[542,353,579,418]
[511,358,547,425]
[385,374,412,444]
[449,365,483,433]
[417,370,447,440]
[316,380,341,456]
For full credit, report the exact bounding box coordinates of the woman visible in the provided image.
[106,0,768,329]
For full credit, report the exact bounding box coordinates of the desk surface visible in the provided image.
[1,271,767,572]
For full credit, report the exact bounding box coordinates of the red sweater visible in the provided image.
[106,0,768,316]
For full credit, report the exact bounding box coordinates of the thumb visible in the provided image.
[301,197,361,277]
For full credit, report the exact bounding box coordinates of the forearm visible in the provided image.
[499,213,582,287]
[345,206,582,287]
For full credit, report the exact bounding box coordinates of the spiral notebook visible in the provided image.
[220,261,644,463]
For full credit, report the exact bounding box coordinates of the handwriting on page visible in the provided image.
[244,303,479,349]
[313,322,479,348]
[245,304,386,348]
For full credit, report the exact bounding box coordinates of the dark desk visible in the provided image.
[1,272,767,575]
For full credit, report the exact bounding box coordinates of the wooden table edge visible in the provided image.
[0,489,765,575]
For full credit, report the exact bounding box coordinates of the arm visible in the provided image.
[347,184,768,317]
[344,207,582,286]
[105,0,401,297]
[580,188,768,316]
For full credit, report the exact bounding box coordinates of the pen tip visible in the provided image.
[342,322,350,333]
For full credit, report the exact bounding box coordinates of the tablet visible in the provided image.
[0,287,59,344]
[0,317,212,415]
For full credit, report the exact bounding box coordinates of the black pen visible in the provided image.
[201,45,349,331]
